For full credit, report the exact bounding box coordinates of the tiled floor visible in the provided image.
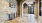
[5,14,37,23]
[23,14,37,23]
[38,16,42,23]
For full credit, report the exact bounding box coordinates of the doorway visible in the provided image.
[22,1,36,23]
[22,1,35,17]
[28,4,34,14]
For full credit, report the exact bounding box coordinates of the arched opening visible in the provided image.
[21,0,38,23]
[22,1,35,17]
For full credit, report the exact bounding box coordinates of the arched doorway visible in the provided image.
[21,1,37,23]
[22,1,35,17]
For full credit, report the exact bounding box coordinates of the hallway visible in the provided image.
[5,14,37,23]
[0,0,39,23]
[22,14,37,23]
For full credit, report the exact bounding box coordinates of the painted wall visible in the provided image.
[0,0,9,7]
[0,0,9,23]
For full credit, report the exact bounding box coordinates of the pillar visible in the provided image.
[34,0,39,21]
[16,0,22,17]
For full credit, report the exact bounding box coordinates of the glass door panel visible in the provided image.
[28,5,34,14]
